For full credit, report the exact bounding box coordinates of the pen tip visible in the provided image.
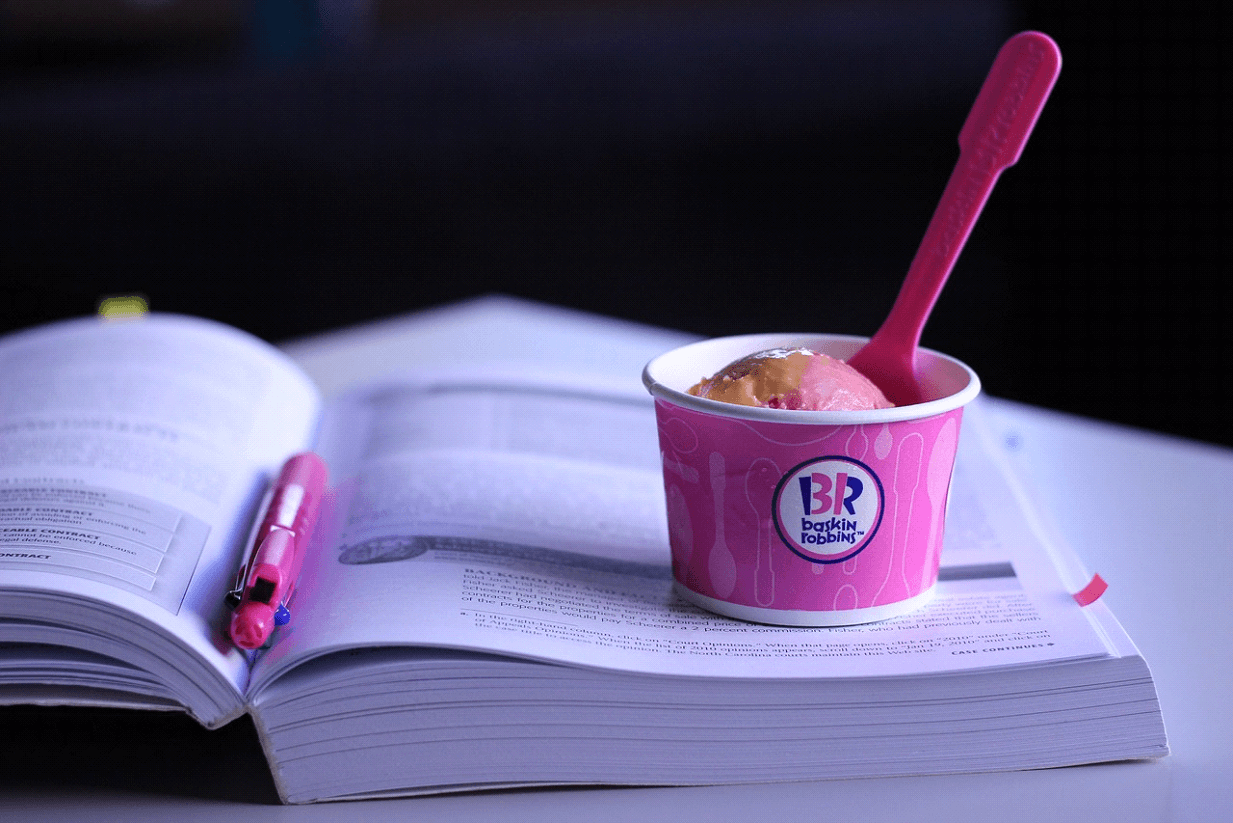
[230,605,274,650]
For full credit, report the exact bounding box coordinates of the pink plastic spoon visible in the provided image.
[846,31,1062,406]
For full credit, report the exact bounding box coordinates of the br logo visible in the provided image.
[771,456,884,563]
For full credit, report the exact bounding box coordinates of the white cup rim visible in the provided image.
[643,333,981,425]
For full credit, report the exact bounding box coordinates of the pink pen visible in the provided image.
[229,452,327,650]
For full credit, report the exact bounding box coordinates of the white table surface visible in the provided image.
[3,298,1231,820]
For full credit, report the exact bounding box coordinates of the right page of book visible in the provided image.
[251,367,1111,691]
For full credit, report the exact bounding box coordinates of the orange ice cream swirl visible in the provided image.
[688,348,894,411]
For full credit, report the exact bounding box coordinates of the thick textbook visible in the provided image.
[0,299,1167,804]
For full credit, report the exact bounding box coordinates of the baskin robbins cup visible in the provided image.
[643,333,980,626]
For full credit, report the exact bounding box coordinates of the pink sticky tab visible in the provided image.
[1073,574,1108,607]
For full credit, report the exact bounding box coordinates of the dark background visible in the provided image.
[2,0,1229,446]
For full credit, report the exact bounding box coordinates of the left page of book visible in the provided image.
[0,314,321,727]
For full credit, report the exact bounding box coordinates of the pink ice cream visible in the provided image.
[688,347,894,411]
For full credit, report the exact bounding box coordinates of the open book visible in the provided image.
[0,298,1167,804]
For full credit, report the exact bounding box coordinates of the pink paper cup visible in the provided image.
[643,334,981,626]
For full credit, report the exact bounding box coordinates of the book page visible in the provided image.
[0,315,321,707]
[252,372,1110,691]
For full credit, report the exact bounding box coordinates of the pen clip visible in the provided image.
[226,483,276,609]
[229,528,298,650]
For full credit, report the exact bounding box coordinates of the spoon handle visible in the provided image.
[852,32,1061,401]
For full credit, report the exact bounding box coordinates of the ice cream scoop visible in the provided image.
[688,347,893,411]
[846,31,1061,406]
